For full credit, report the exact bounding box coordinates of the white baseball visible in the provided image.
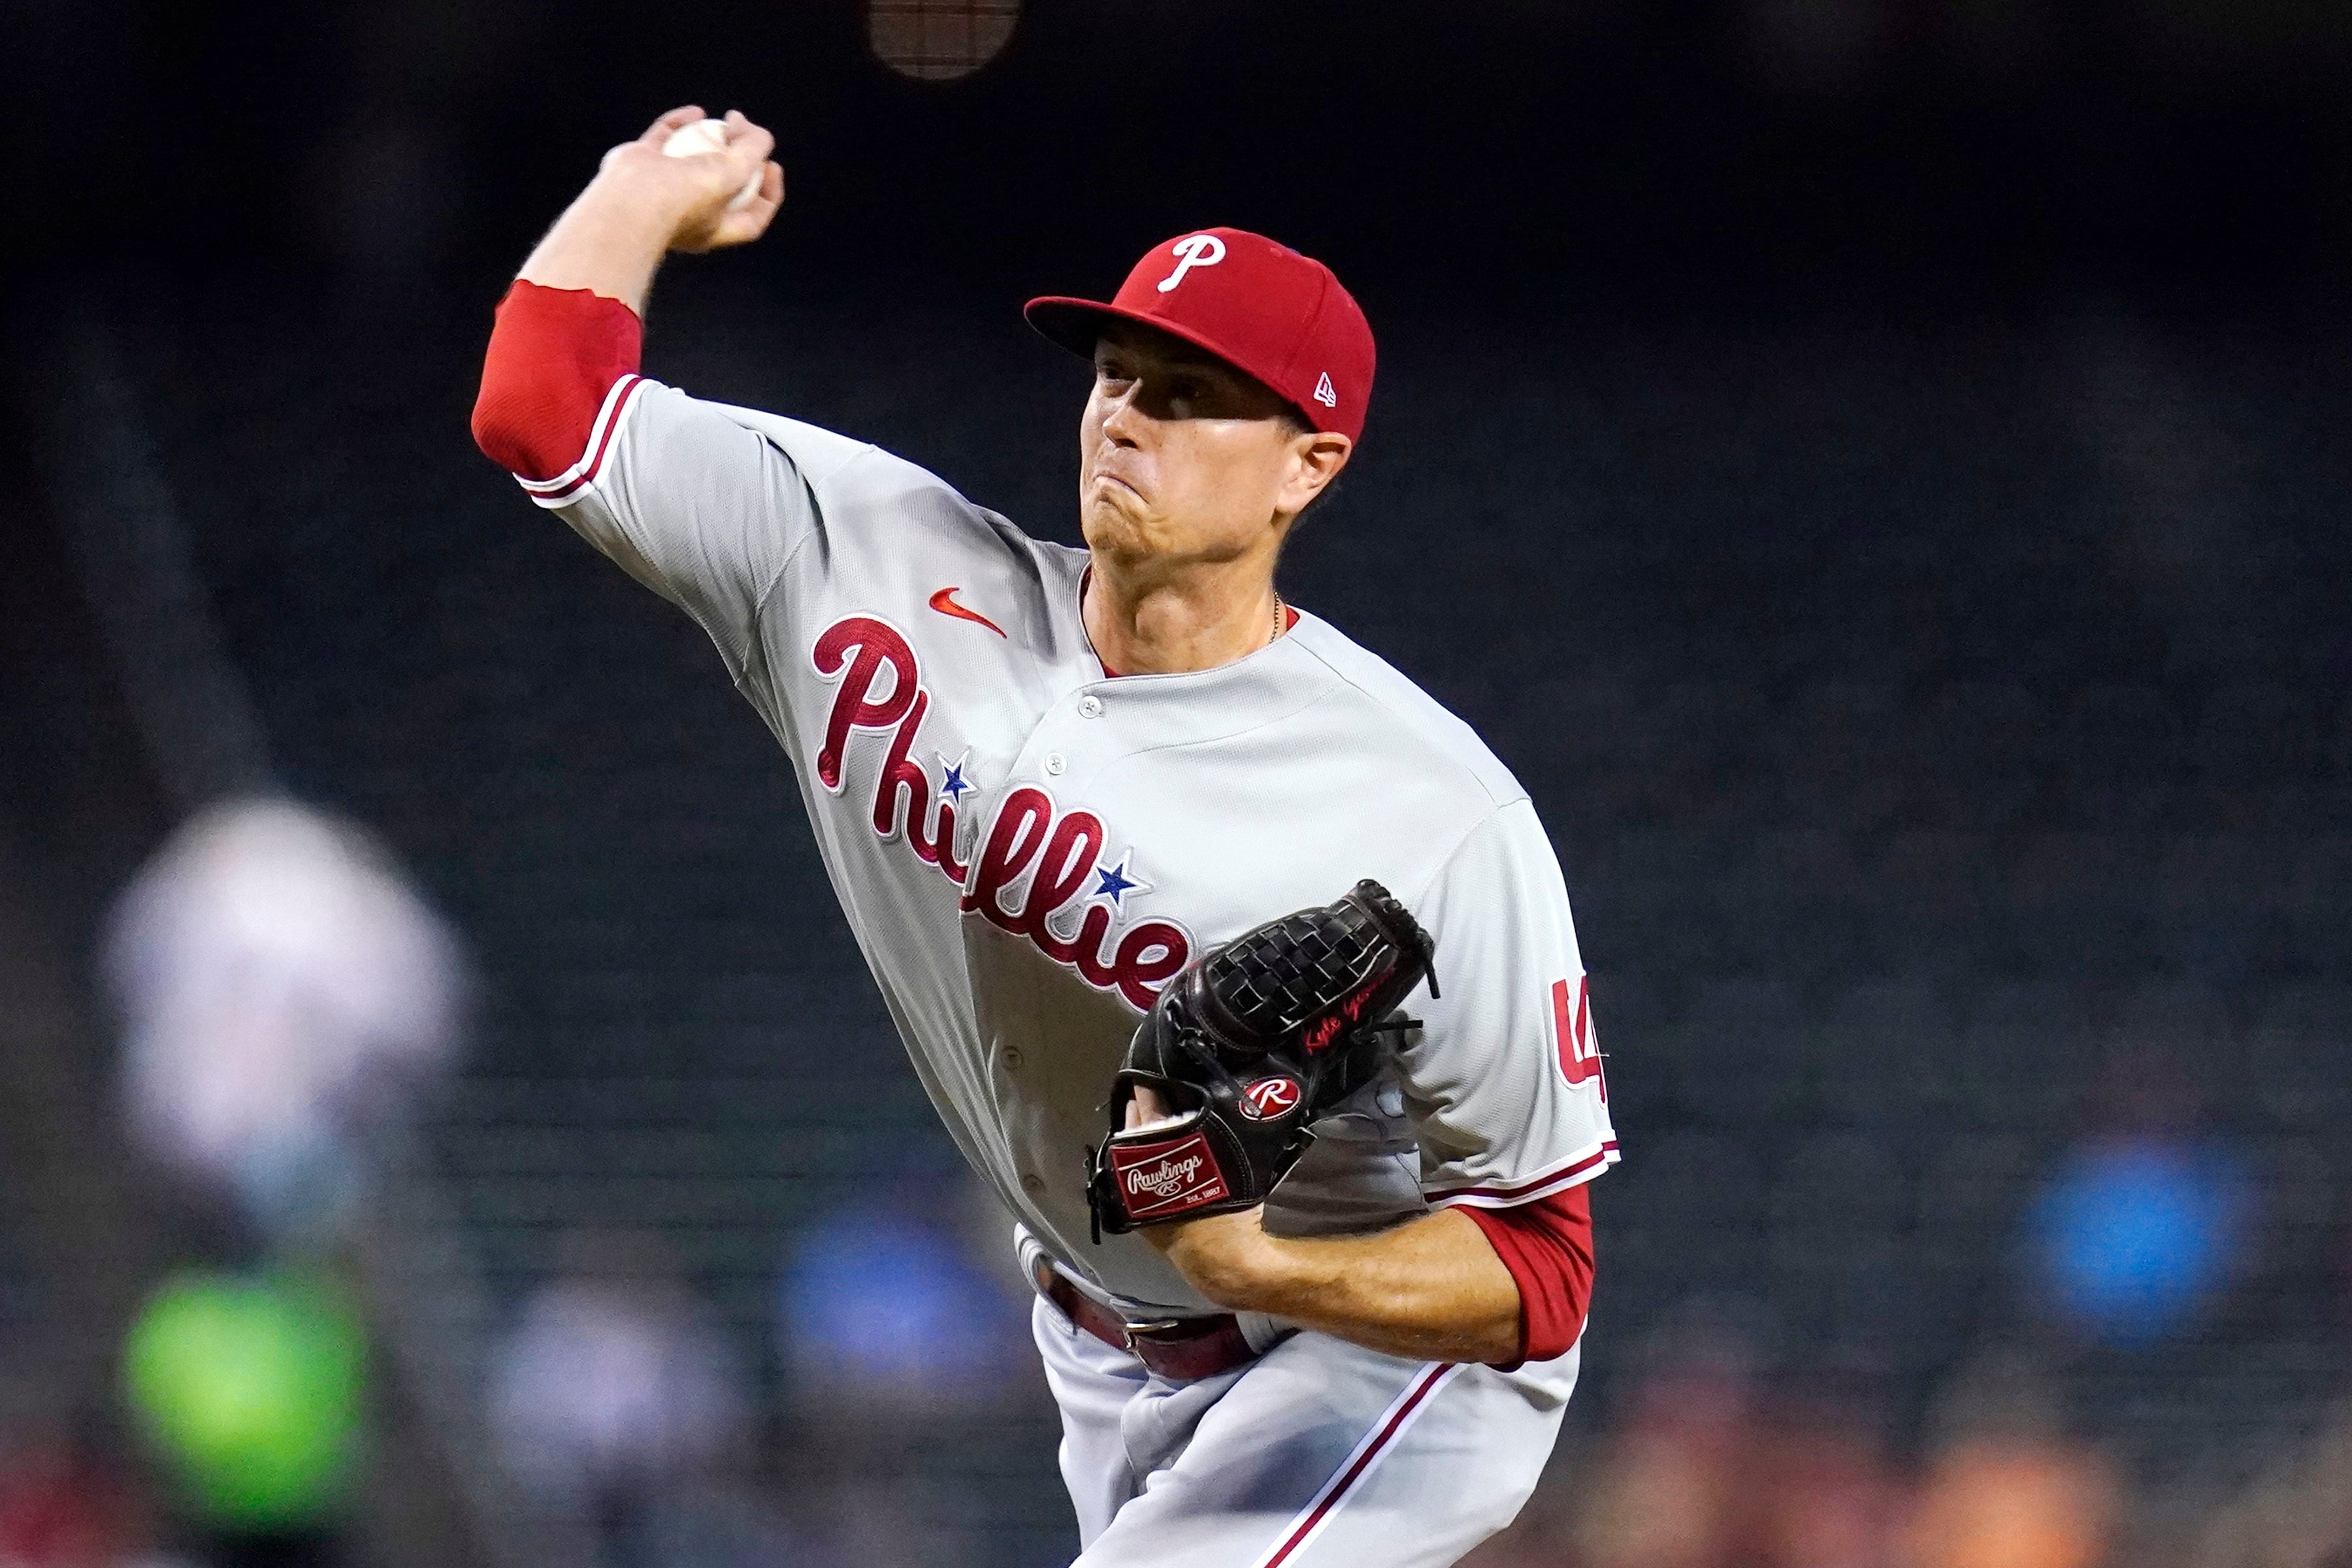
[661,118,763,211]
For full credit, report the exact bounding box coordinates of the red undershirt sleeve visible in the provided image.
[1460,1181,1595,1368]
[470,280,644,482]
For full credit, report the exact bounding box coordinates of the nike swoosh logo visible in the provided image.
[928,586,1007,638]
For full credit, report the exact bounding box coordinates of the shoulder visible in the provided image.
[1284,615,1528,813]
[689,400,930,497]
[692,398,1074,573]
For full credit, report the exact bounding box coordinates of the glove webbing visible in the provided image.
[1209,902,1440,1043]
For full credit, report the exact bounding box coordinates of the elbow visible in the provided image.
[470,363,621,484]
[468,387,512,468]
[1456,1188,1595,1367]
[471,279,645,483]
[469,380,536,476]
[1498,1254,1592,1366]
[1512,1296,1582,1366]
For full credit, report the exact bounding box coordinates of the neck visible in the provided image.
[1085,550,1283,676]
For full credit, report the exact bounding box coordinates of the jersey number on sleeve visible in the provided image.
[1552,975,1607,1100]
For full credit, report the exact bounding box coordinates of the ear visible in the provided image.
[1277,431,1352,518]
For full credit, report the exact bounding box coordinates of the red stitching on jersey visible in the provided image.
[811,613,1191,1009]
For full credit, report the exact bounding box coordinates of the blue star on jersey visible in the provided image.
[937,751,975,803]
[1092,853,1151,907]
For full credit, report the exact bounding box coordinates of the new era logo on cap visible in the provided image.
[1023,227,1378,444]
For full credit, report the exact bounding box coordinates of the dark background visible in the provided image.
[13,0,2352,289]
[3,4,2349,1567]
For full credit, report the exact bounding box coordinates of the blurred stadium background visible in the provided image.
[3,1,2349,1565]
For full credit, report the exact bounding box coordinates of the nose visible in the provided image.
[1098,382,1145,448]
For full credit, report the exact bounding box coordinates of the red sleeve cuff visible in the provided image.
[1461,1181,1594,1368]
[471,280,644,483]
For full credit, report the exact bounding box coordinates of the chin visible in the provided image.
[1080,493,1152,557]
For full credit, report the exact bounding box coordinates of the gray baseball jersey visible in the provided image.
[517,373,1620,1318]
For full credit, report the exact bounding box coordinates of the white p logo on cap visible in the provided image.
[1156,233,1227,293]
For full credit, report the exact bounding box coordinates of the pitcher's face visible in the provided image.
[1078,321,1344,567]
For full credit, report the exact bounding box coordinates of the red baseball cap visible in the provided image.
[1025,227,1377,444]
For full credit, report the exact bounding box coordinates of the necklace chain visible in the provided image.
[1080,572,1286,659]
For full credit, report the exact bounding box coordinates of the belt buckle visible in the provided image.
[1122,1318,1181,1349]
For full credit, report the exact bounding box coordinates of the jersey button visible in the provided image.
[1077,694,1104,719]
[1020,1173,1046,1196]
[1002,1046,1024,1071]
[1045,753,1067,776]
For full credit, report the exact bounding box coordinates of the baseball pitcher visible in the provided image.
[472,106,1618,1568]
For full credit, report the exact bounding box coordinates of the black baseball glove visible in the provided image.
[1086,879,1438,1241]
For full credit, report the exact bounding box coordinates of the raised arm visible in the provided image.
[471,106,783,489]
[470,107,811,683]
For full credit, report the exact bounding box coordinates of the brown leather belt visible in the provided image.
[1039,1267,1259,1382]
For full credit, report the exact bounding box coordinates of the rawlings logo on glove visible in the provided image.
[1239,1077,1301,1119]
[1111,1134,1229,1218]
[1086,879,1438,1240]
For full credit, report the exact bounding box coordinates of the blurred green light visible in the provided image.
[122,1271,367,1528]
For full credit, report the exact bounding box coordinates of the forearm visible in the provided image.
[1160,1208,1522,1365]
[516,165,690,316]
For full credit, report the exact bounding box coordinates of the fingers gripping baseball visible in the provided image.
[601,105,785,253]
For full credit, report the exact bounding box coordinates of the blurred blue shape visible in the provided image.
[2031,1137,2244,1345]
[780,1207,1010,1393]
